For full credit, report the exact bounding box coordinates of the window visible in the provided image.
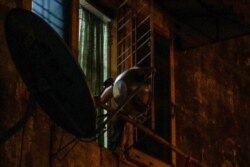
[134,33,171,163]
[32,0,70,40]
[116,1,172,164]
[78,3,109,147]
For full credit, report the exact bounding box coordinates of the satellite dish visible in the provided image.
[5,8,96,138]
[113,67,151,116]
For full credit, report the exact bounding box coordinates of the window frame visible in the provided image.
[78,1,111,148]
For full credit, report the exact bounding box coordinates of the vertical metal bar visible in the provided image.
[150,0,155,130]
[128,0,133,69]
[133,0,137,66]
[170,37,176,166]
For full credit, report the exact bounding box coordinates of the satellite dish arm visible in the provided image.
[0,93,36,145]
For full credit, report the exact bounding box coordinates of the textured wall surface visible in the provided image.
[175,35,250,167]
[174,1,250,166]
[51,128,131,167]
[1,0,250,167]
[175,1,250,167]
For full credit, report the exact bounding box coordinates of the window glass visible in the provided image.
[78,7,109,147]
[32,0,70,40]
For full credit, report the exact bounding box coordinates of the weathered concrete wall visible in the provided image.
[51,128,133,167]
[175,1,250,166]
[175,35,250,167]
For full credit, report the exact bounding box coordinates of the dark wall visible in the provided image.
[175,35,250,167]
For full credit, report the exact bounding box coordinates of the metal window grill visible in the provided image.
[116,0,155,144]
